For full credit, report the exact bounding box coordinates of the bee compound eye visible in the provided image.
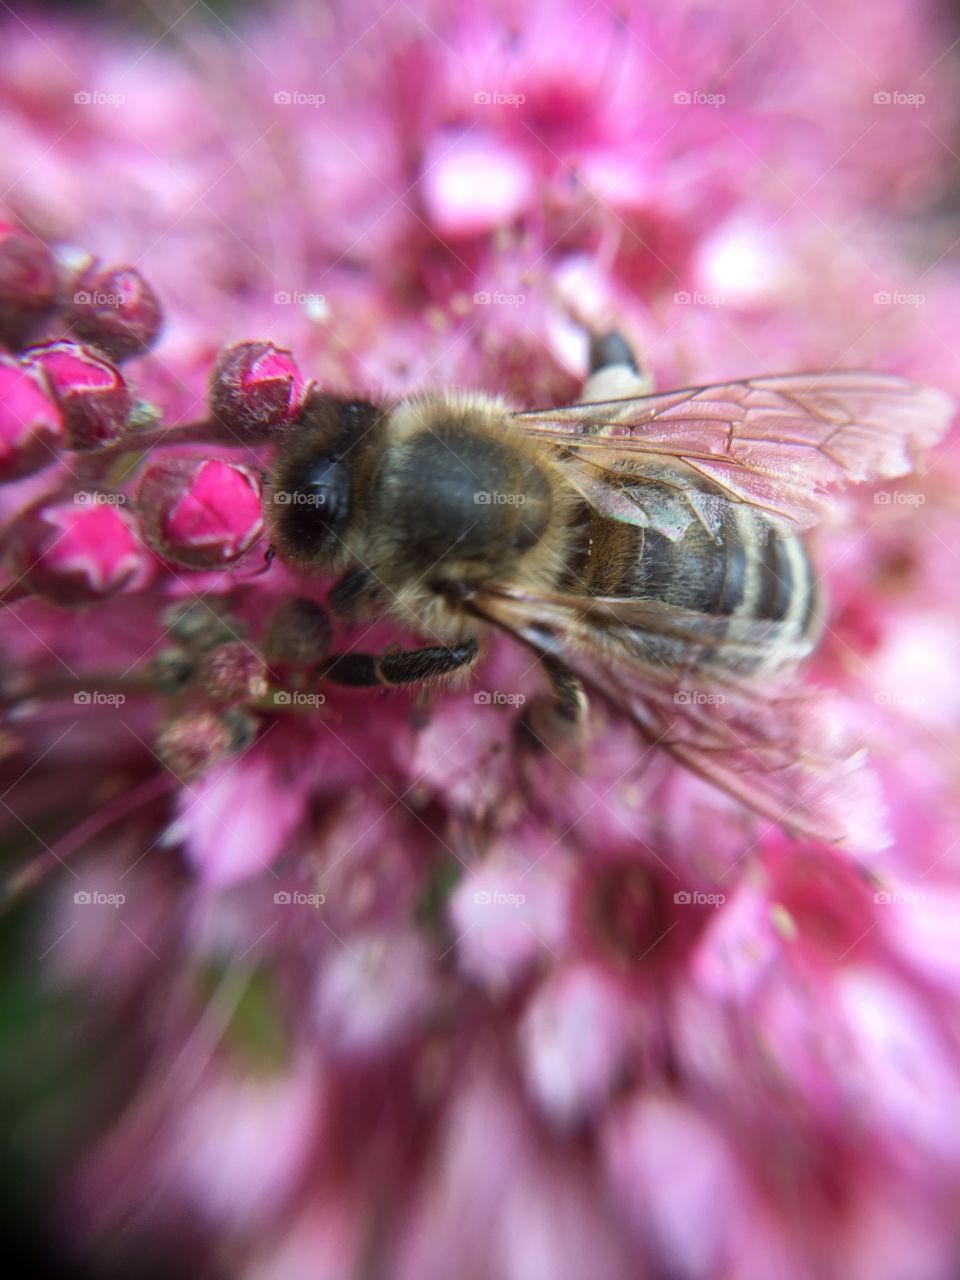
[273,455,351,558]
[293,457,350,525]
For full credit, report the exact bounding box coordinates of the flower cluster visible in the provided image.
[1,2,960,1279]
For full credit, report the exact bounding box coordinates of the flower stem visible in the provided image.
[97,417,277,457]
[1,671,162,707]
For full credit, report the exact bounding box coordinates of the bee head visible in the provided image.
[267,396,378,563]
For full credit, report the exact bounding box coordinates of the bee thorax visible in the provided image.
[374,428,553,570]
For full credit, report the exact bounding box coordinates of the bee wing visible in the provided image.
[514,372,954,532]
[468,582,889,851]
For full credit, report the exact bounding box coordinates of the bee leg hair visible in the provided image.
[320,639,479,688]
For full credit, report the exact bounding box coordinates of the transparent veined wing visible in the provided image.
[514,372,953,533]
[464,580,889,852]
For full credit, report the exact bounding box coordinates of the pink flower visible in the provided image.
[174,734,312,883]
[21,339,133,448]
[209,341,309,435]
[136,455,264,568]
[66,262,164,360]
[5,496,146,603]
[0,356,63,480]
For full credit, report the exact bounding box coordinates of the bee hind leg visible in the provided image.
[589,330,638,374]
[320,639,479,688]
[515,654,588,755]
[581,330,653,401]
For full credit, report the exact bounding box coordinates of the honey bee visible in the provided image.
[267,334,953,848]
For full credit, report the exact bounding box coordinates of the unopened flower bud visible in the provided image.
[68,263,163,360]
[196,641,268,704]
[264,597,332,668]
[0,357,64,481]
[0,223,57,347]
[147,647,193,694]
[163,601,242,653]
[209,341,307,435]
[21,341,132,449]
[156,706,256,778]
[137,455,263,570]
[6,497,145,604]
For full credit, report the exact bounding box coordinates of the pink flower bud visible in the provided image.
[21,341,133,449]
[137,455,263,570]
[156,707,256,778]
[0,223,57,347]
[0,357,64,481]
[209,341,307,434]
[196,641,268,704]
[5,497,145,604]
[148,647,193,694]
[68,264,163,360]
[263,597,331,669]
[163,601,239,653]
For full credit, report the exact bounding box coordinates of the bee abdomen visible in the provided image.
[578,505,819,674]
[725,509,820,668]
[723,507,808,618]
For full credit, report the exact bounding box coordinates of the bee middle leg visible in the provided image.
[516,653,588,754]
[320,640,479,688]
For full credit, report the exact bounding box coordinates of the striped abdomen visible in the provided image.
[573,500,820,674]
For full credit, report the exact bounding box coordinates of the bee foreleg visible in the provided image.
[320,640,479,688]
[516,654,588,754]
[581,330,653,401]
